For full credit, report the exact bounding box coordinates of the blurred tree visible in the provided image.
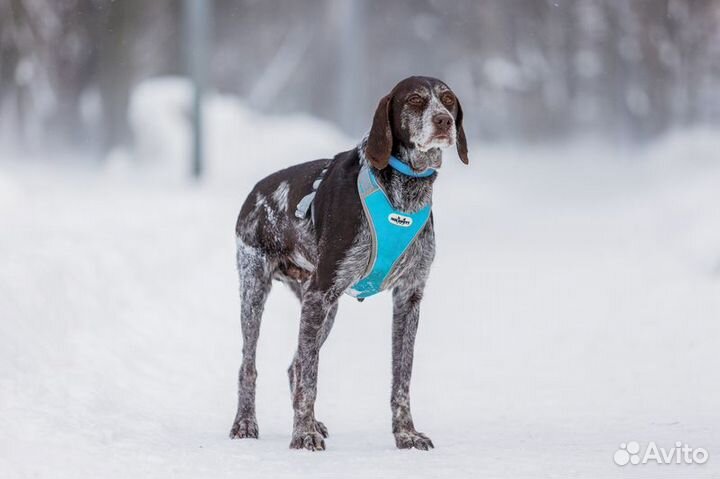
[46,0,99,149]
[1,0,719,153]
[95,0,138,153]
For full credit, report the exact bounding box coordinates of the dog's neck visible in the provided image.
[358,137,437,214]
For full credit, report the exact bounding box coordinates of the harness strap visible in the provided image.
[346,165,432,299]
[295,167,328,221]
[293,159,433,300]
[388,155,436,177]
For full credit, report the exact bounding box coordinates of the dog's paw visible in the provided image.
[229,417,259,439]
[394,430,434,450]
[289,431,326,451]
[314,419,329,438]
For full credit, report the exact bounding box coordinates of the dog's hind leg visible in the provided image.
[287,301,337,438]
[230,240,272,439]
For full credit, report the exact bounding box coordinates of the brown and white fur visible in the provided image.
[229,76,469,451]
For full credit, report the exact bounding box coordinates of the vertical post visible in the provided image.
[183,0,210,179]
[338,0,365,136]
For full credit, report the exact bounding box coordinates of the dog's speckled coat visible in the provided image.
[230,76,469,451]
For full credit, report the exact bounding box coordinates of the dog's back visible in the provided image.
[236,159,326,249]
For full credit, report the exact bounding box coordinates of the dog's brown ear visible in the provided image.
[366,94,393,169]
[455,98,469,165]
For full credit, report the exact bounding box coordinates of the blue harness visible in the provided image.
[345,162,433,298]
[294,156,434,300]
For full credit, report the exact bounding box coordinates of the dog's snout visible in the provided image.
[432,113,453,130]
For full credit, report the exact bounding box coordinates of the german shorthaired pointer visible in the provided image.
[229,76,469,451]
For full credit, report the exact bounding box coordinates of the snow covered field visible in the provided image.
[1,82,720,478]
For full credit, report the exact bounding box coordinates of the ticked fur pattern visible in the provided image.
[230,76,468,451]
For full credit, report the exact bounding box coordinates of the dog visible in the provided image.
[229,76,468,451]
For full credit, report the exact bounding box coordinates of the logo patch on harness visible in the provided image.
[388,213,413,227]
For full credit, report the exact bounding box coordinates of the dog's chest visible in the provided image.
[338,165,432,299]
[338,217,435,297]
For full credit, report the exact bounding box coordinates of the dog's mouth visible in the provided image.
[417,142,452,154]
[433,133,455,145]
[418,134,455,152]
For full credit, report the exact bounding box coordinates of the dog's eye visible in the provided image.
[407,94,424,106]
[441,93,455,106]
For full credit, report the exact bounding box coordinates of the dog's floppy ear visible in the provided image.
[455,98,469,165]
[366,94,393,169]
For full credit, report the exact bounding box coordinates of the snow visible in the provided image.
[1,79,720,478]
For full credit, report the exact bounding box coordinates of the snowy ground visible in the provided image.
[1,81,720,478]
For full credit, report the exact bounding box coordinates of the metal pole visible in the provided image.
[338,0,365,136]
[183,0,210,179]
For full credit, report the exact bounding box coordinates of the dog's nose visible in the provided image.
[433,113,453,129]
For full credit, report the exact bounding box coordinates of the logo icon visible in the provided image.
[614,441,641,466]
[613,441,709,466]
[388,213,412,227]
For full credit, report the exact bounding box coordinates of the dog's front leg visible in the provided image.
[290,290,333,451]
[391,286,434,450]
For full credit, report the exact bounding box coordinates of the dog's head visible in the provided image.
[366,76,469,172]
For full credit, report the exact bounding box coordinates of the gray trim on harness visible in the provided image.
[295,192,315,219]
